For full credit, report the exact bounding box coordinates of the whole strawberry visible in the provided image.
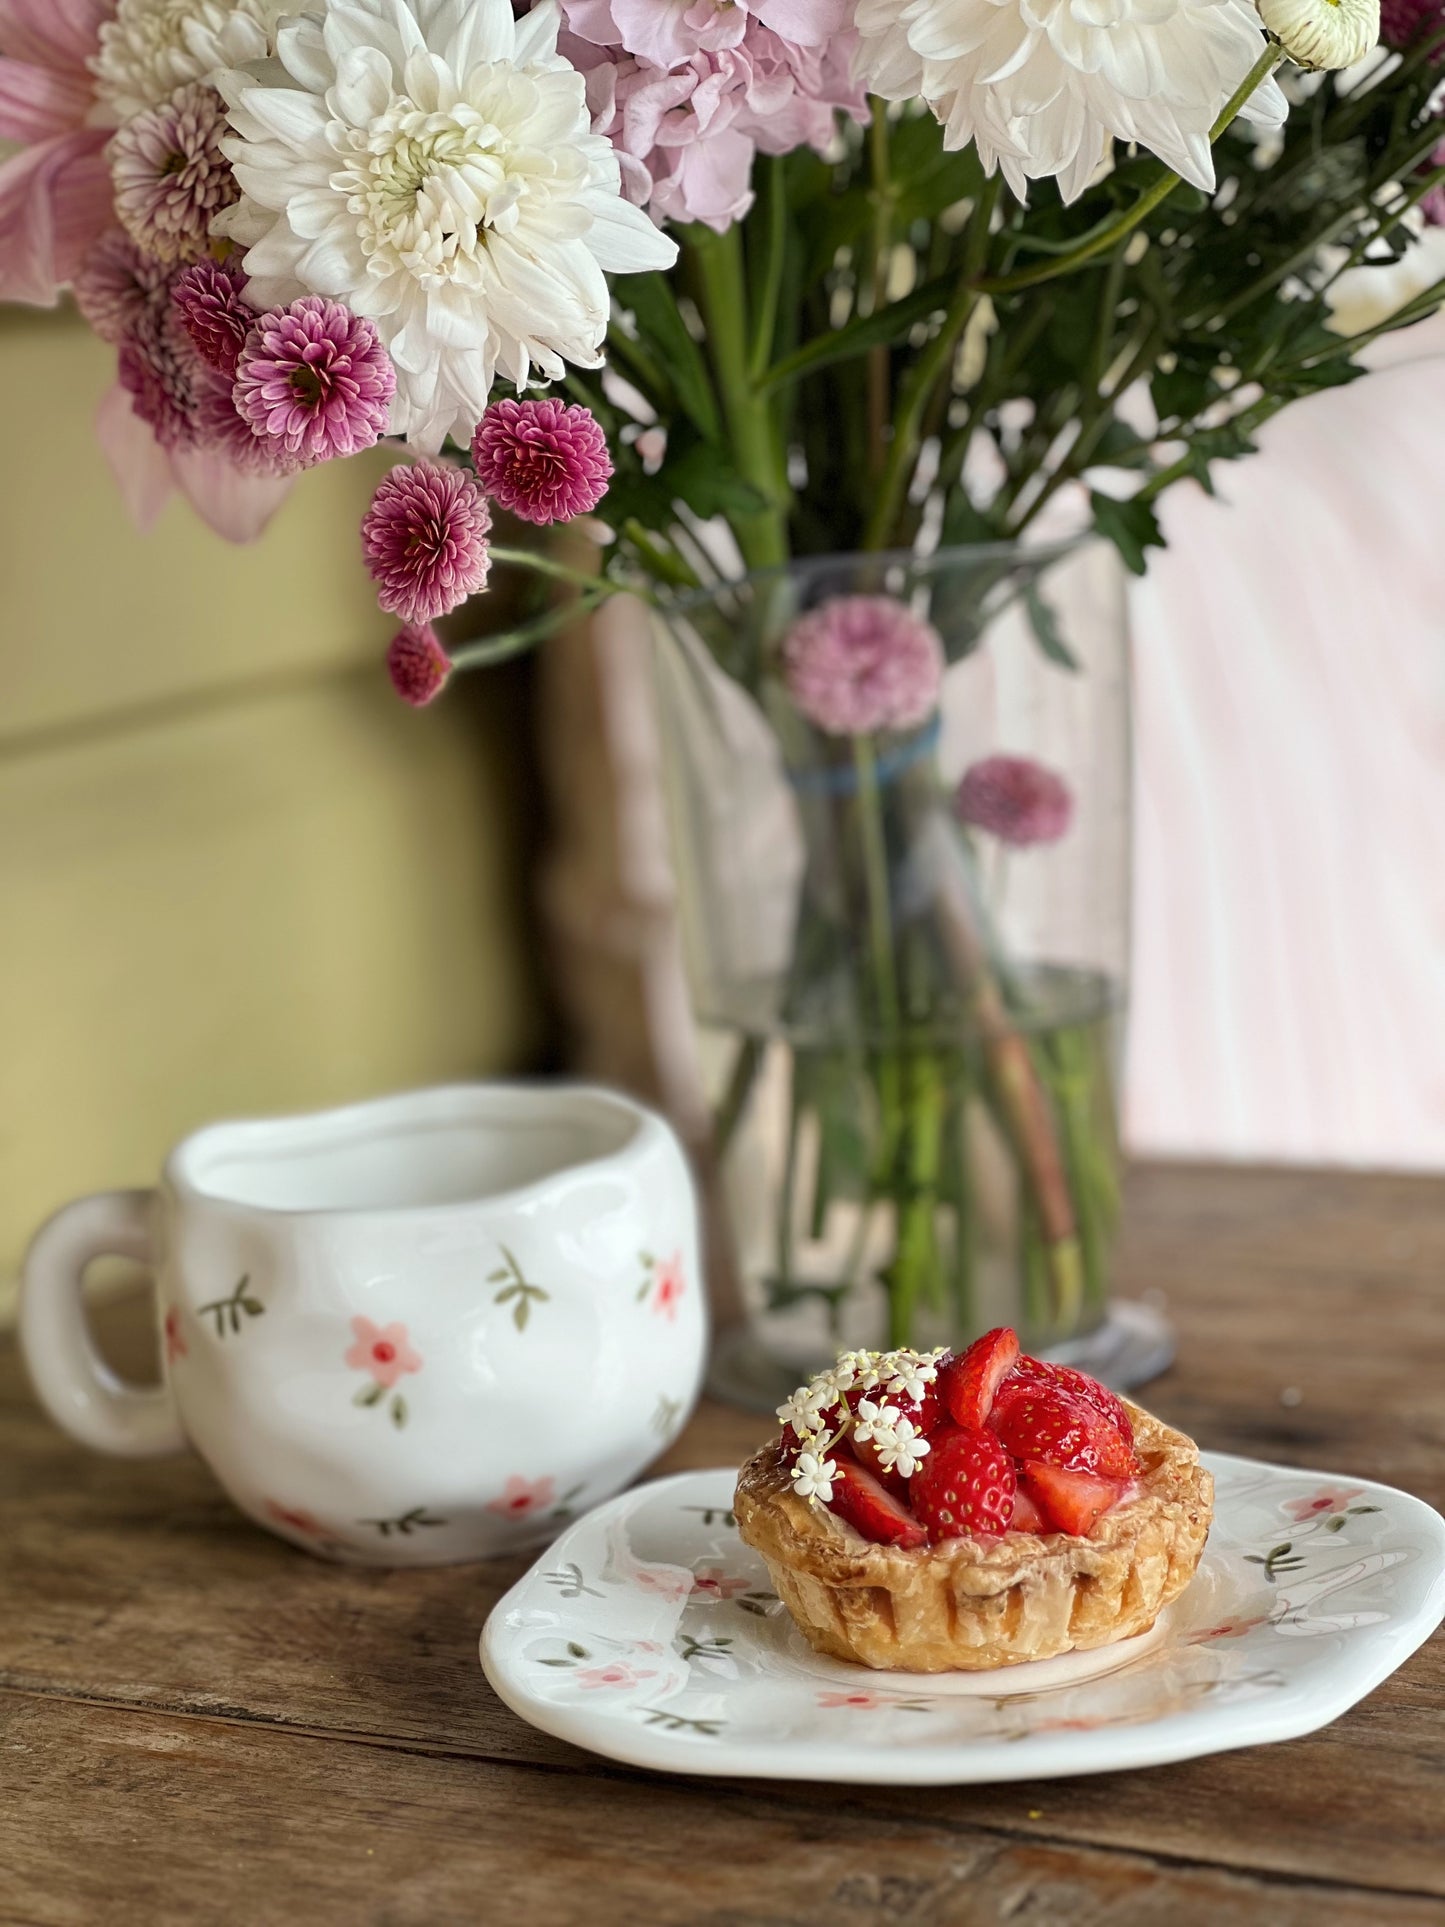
[1007,1353,1135,1444]
[909,1425,1017,1541]
[990,1381,1138,1480]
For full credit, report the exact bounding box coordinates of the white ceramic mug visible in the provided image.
[20,1084,706,1565]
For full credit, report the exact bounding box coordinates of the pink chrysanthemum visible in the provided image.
[117,301,205,451]
[172,255,255,377]
[72,228,171,344]
[954,755,1075,847]
[471,397,613,524]
[386,625,453,707]
[361,461,492,624]
[107,83,238,266]
[1380,0,1443,44]
[194,376,300,477]
[234,297,396,467]
[782,595,945,737]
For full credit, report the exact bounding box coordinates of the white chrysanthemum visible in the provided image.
[214,0,677,450]
[790,1451,839,1503]
[1259,0,1379,70]
[854,0,1289,203]
[93,0,287,122]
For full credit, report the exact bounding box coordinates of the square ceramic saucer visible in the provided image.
[480,1455,1445,1784]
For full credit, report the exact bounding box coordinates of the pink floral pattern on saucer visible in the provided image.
[481,1459,1445,1784]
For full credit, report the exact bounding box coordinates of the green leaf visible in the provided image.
[663,440,770,519]
[1089,489,1165,576]
[353,1383,384,1408]
[758,273,955,394]
[487,1268,510,1284]
[612,272,721,441]
[1024,584,1079,672]
[390,1394,407,1429]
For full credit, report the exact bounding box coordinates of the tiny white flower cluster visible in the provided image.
[778,1347,948,1506]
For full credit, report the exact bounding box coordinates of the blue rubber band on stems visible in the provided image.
[785,715,943,797]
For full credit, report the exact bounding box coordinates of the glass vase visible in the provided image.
[652,540,1168,1409]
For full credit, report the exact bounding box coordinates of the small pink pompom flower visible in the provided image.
[107,83,238,266]
[72,229,170,345]
[954,755,1074,847]
[172,255,255,378]
[194,376,300,477]
[361,461,492,624]
[386,625,452,707]
[234,297,396,466]
[471,397,613,525]
[782,595,945,737]
[117,302,204,451]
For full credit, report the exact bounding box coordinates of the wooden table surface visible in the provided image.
[3,1163,1443,1926]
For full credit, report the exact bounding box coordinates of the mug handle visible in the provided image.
[20,1190,187,1458]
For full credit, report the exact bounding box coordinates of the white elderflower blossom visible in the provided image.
[850,1397,897,1445]
[871,1416,931,1479]
[853,0,1287,203]
[214,0,677,450]
[93,0,288,121]
[790,1450,839,1503]
[1259,0,1380,71]
[776,1381,837,1434]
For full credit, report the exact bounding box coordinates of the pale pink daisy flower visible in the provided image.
[234,297,395,466]
[386,624,452,708]
[108,83,238,266]
[782,595,945,737]
[0,0,114,306]
[72,229,170,344]
[361,462,492,624]
[575,1661,657,1691]
[954,755,1074,848]
[172,254,255,377]
[471,397,612,525]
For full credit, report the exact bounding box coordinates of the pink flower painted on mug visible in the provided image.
[690,1569,752,1601]
[1286,1486,1364,1523]
[638,1250,686,1320]
[487,1475,557,1519]
[575,1661,658,1692]
[818,1689,890,1709]
[346,1317,422,1390]
[264,1500,329,1540]
[163,1306,187,1364]
[346,1317,421,1428]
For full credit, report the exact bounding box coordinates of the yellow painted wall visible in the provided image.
[0,306,547,1307]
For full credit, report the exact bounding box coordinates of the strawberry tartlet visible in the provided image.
[734,1329,1213,1671]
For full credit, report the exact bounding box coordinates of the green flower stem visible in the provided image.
[486,545,623,597]
[747,155,789,384]
[687,225,791,569]
[976,46,1283,299]
[940,1054,978,1336]
[448,585,612,671]
[861,176,1000,552]
[886,1050,946,1348]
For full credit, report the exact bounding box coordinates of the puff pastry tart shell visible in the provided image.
[734,1402,1212,1672]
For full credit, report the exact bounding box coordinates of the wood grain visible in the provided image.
[2,1164,1442,1923]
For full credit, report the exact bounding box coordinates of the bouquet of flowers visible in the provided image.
[5,0,1442,1367]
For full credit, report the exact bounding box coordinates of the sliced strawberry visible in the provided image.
[846,1433,909,1499]
[937,1327,1020,1429]
[909,1424,1017,1542]
[1009,1354,1135,1444]
[990,1381,1138,1479]
[1007,1484,1052,1534]
[1019,1459,1128,1536]
[825,1457,927,1549]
